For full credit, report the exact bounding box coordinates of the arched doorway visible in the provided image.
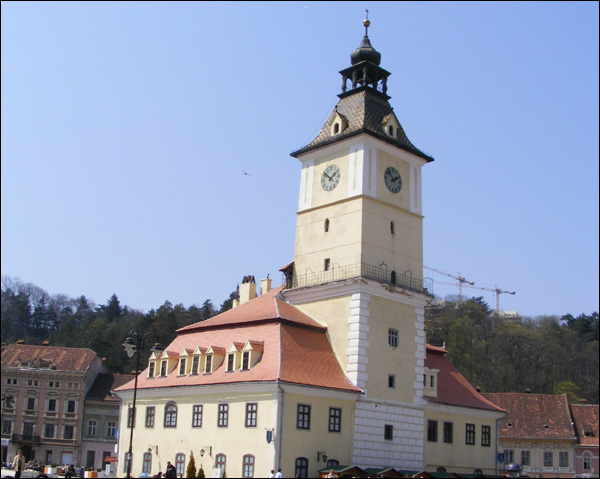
[19,444,33,462]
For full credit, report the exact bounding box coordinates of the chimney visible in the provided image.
[42,341,50,346]
[580,398,588,404]
[16,339,25,344]
[475,386,482,393]
[260,277,272,295]
[239,275,257,305]
[525,388,532,393]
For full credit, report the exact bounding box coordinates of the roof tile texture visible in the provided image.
[1,344,98,373]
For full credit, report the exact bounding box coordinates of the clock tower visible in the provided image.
[282,14,434,470]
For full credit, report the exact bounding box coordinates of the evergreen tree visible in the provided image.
[185,451,197,478]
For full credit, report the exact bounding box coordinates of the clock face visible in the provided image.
[321,164,341,191]
[384,166,402,193]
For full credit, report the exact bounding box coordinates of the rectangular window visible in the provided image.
[329,407,341,433]
[26,397,36,410]
[324,258,331,271]
[481,425,491,447]
[47,399,57,412]
[297,404,311,430]
[388,374,396,388]
[465,423,475,445]
[192,405,203,428]
[179,358,186,375]
[242,352,250,370]
[505,449,514,464]
[543,451,553,468]
[218,403,229,427]
[192,356,199,374]
[521,450,530,467]
[245,403,257,428]
[559,451,568,468]
[64,425,74,439]
[384,424,394,440]
[160,361,167,377]
[227,354,235,372]
[88,420,97,436]
[44,424,55,438]
[583,456,591,471]
[86,450,96,469]
[107,421,116,438]
[67,400,76,413]
[388,328,399,347]
[127,406,136,428]
[143,452,152,474]
[145,407,155,428]
[2,420,12,435]
[148,362,155,377]
[443,422,453,443]
[205,355,213,373]
[427,420,438,442]
[430,375,435,388]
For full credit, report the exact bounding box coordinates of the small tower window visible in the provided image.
[388,125,394,136]
[324,258,331,271]
[391,271,397,285]
[333,122,340,134]
[324,218,330,232]
[390,221,395,234]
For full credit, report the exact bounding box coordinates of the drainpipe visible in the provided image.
[277,385,285,471]
[495,417,501,476]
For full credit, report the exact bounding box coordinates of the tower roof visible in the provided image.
[291,13,433,162]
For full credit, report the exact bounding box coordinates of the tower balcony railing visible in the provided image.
[289,262,432,295]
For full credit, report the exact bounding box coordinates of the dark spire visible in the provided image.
[350,10,381,66]
[340,11,389,97]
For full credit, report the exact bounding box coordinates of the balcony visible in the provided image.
[11,434,41,445]
[289,262,433,295]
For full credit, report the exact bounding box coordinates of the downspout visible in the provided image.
[277,384,285,471]
[495,416,501,476]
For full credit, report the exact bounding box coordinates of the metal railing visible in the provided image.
[11,433,41,445]
[290,262,432,295]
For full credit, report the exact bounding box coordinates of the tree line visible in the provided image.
[425,296,599,404]
[1,276,234,375]
[1,276,598,404]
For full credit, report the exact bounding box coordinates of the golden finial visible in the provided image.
[363,9,370,35]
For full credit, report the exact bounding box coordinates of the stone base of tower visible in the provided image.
[352,398,424,471]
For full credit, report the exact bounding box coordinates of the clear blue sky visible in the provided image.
[2,1,598,318]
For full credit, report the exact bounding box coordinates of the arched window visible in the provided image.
[142,452,152,475]
[164,402,177,427]
[333,123,340,134]
[324,218,330,232]
[295,457,309,478]
[242,455,255,478]
[388,125,395,136]
[390,221,395,234]
[391,271,397,285]
[175,453,186,476]
[215,454,226,473]
[326,459,339,469]
[436,467,447,473]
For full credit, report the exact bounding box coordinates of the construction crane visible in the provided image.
[461,283,516,313]
[424,266,474,302]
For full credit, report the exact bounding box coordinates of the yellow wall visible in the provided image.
[423,406,500,475]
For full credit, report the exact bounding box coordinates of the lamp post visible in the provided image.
[122,330,162,479]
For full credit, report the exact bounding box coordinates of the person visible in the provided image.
[11,450,26,479]
[268,470,275,478]
[165,461,177,478]
[326,469,336,478]
[274,468,283,478]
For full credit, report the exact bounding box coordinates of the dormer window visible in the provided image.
[382,114,399,139]
[160,361,167,377]
[423,367,439,397]
[226,354,235,372]
[241,340,264,371]
[148,361,155,378]
[242,352,250,371]
[205,355,213,373]
[179,358,186,375]
[191,355,200,375]
[330,112,348,136]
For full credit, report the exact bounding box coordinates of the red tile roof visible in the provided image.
[424,345,505,413]
[570,403,599,447]
[116,287,360,394]
[1,344,98,373]
[482,392,576,440]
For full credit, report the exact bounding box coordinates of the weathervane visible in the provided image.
[364,9,370,36]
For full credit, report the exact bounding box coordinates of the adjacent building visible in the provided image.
[81,372,135,473]
[570,401,599,478]
[1,343,103,466]
[482,392,578,478]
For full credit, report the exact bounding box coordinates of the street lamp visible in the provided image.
[122,329,162,479]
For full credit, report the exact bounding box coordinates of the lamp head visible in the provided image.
[151,342,163,353]
[123,337,137,358]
